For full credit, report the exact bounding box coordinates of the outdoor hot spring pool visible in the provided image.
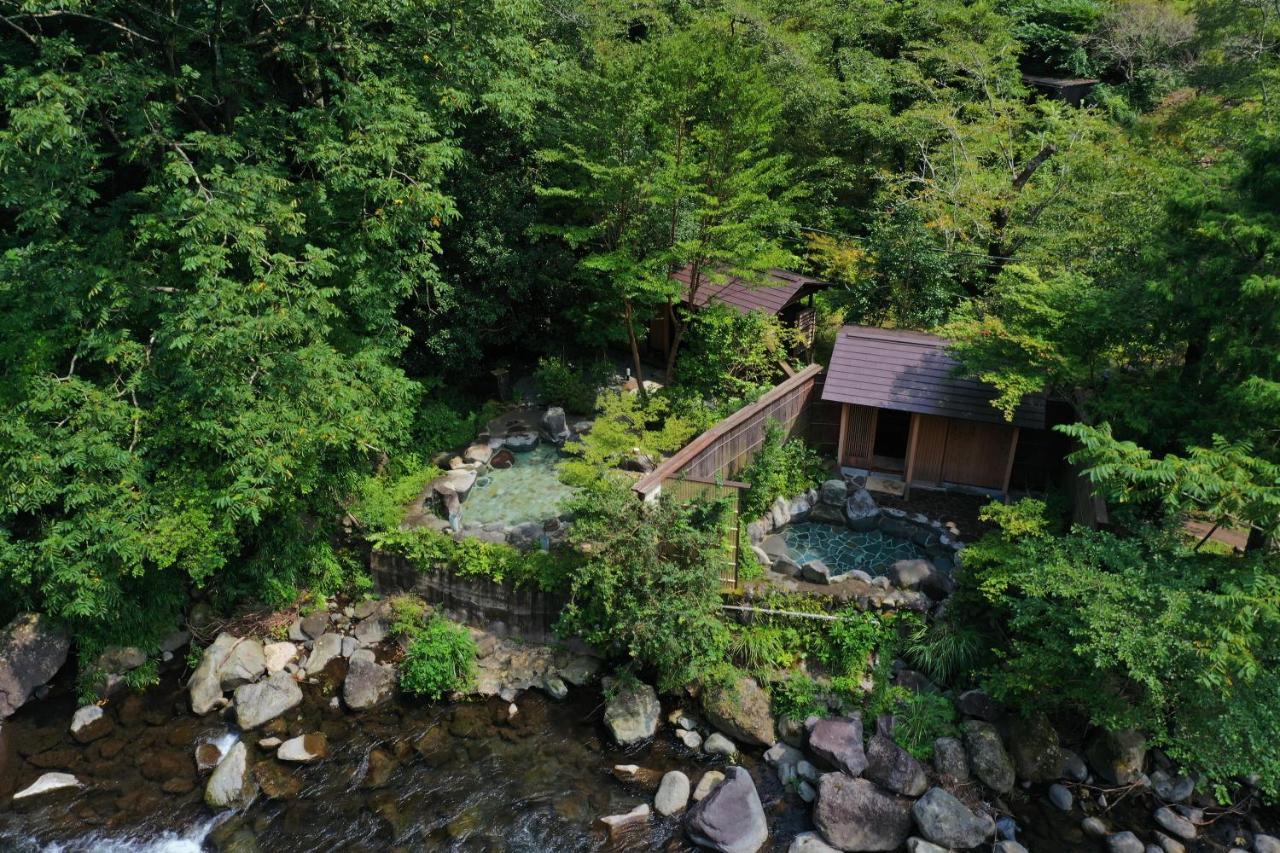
[779,521,924,576]
[463,444,577,526]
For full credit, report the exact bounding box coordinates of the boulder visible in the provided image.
[205,741,255,809]
[343,649,396,711]
[0,613,71,718]
[820,479,849,506]
[887,559,933,590]
[441,468,477,501]
[263,642,297,674]
[195,742,224,772]
[702,676,775,748]
[504,431,539,453]
[704,733,737,757]
[1153,806,1196,840]
[655,770,691,816]
[1107,832,1145,853]
[490,449,516,469]
[808,714,869,777]
[906,840,949,853]
[304,633,344,674]
[814,774,913,852]
[678,729,704,750]
[463,443,492,465]
[1048,782,1073,811]
[189,633,240,715]
[603,678,661,745]
[962,720,1015,794]
[1085,728,1147,785]
[686,766,768,853]
[864,716,928,796]
[1008,713,1065,782]
[790,832,841,853]
[844,489,880,531]
[911,787,995,849]
[542,407,571,444]
[612,764,663,789]
[277,733,328,764]
[800,561,834,584]
[13,772,81,800]
[932,736,969,781]
[693,770,726,802]
[234,672,303,729]
[1150,769,1195,803]
[353,615,389,648]
[70,704,113,743]
[956,688,1001,721]
[217,638,266,690]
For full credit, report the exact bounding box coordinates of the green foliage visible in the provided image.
[727,625,796,678]
[740,422,826,519]
[370,527,575,592]
[559,390,695,486]
[557,476,733,692]
[905,616,989,686]
[886,690,959,761]
[533,356,604,414]
[399,616,478,700]
[770,673,827,721]
[675,306,800,406]
[350,455,443,535]
[960,499,1280,798]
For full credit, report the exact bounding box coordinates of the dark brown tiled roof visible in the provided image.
[821,325,1046,429]
[673,265,827,316]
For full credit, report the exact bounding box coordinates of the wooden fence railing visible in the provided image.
[659,476,747,586]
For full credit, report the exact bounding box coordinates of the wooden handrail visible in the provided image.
[633,363,825,497]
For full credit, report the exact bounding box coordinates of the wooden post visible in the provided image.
[1002,427,1021,498]
[903,413,921,499]
[835,404,849,470]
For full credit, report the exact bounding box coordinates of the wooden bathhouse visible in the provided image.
[822,325,1047,496]
[647,265,829,361]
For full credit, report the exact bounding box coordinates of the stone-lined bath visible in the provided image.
[778,522,924,577]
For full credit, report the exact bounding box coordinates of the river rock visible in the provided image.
[0,613,71,718]
[464,443,492,464]
[13,772,81,800]
[344,649,396,711]
[612,764,663,789]
[1005,712,1064,782]
[234,671,303,729]
[705,733,737,757]
[196,742,224,772]
[906,841,948,853]
[693,770,725,802]
[263,642,297,673]
[814,774,913,852]
[1048,782,1073,811]
[911,786,995,849]
[702,675,775,748]
[994,843,1029,853]
[1254,835,1280,853]
[305,633,344,673]
[655,770,691,816]
[205,742,255,809]
[277,733,328,763]
[820,479,848,506]
[864,716,928,796]
[801,560,833,584]
[218,638,267,690]
[1108,832,1146,853]
[598,803,649,838]
[808,714,869,776]
[956,689,1001,721]
[70,704,113,743]
[189,633,239,714]
[1082,817,1109,837]
[1061,748,1089,782]
[353,615,388,648]
[1150,769,1195,803]
[602,678,660,744]
[678,729,704,750]
[254,759,301,800]
[1153,806,1197,840]
[686,766,768,853]
[962,720,1015,793]
[790,832,841,853]
[933,736,969,781]
[490,449,516,469]
[1085,728,1146,785]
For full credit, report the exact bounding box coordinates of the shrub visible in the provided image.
[399,616,477,700]
[370,527,577,591]
[533,356,604,413]
[770,673,827,721]
[727,624,795,677]
[675,304,802,405]
[740,420,826,519]
[885,689,957,760]
[559,390,696,486]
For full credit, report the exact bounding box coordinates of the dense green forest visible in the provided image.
[1,0,1277,797]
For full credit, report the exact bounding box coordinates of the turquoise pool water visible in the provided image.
[781,521,923,576]
[463,444,577,526]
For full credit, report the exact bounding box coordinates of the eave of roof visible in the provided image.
[672,266,828,316]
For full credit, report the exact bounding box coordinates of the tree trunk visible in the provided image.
[623,298,649,405]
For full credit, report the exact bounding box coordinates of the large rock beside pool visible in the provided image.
[234,671,303,729]
[441,469,477,501]
[844,488,880,531]
[464,443,493,464]
[504,431,539,452]
[0,613,71,719]
[801,560,833,584]
[814,774,913,852]
[808,714,869,776]
[702,675,775,747]
[542,407,571,444]
[603,677,661,744]
[887,559,933,590]
[490,449,516,469]
[686,766,768,853]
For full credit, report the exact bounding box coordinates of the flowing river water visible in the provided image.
[0,670,808,853]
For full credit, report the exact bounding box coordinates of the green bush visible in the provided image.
[770,673,827,721]
[884,689,957,760]
[533,356,603,413]
[370,527,577,591]
[740,420,826,519]
[674,304,802,405]
[399,616,477,700]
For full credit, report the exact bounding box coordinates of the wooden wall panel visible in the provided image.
[841,404,877,468]
[942,420,1016,489]
[910,414,950,485]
